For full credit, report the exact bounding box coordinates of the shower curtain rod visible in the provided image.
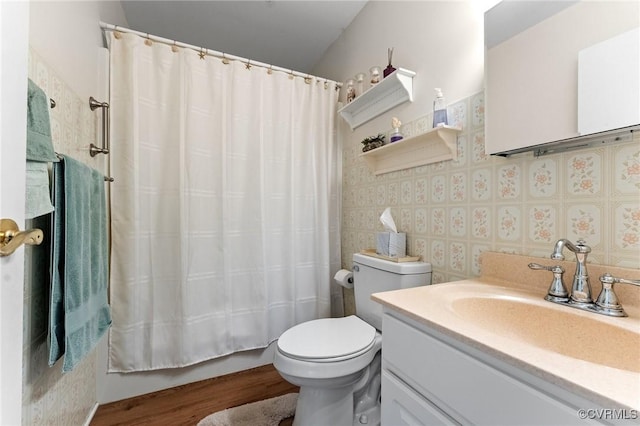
[100,22,342,88]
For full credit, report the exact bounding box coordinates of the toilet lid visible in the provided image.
[277,316,376,361]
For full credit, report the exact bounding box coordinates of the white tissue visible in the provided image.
[377,207,406,257]
[380,207,397,233]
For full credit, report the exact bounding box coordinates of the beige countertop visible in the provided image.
[372,252,640,410]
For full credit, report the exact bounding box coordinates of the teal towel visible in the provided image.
[25,161,54,219]
[26,79,57,219]
[26,79,58,162]
[48,160,65,365]
[49,155,111,372]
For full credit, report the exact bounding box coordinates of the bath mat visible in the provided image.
[197,393,297,426]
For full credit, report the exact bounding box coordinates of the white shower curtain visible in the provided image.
[108,32,342,372]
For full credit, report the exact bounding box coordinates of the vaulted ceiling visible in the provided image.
[120,1,368,73]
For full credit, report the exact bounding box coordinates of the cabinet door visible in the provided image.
[382,371,458,426]
[578,27,640,135]
[383,314,598,425]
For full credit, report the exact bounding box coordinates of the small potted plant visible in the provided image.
[361,133,386,152]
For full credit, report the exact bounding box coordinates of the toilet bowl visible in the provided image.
[274,316,382,426]
[274,253,432,426]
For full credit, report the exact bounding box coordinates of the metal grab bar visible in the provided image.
[89,96,110,157]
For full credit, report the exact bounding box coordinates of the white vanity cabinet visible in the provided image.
[381,312,613,426]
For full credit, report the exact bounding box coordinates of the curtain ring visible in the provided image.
[245,60,252,70]
[304,75,312,84]
[267,65,273,75]
[288,70,294,80]
[113,25,122,40]
[198,47,205,60]
[171,40,179,53]
[324,80,329,90]
[144,33,152,46]
[222,53,230,65]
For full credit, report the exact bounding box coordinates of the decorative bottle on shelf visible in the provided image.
[346,79,356,103]
[390,117,403,142]
[383,48,396,78]
[433,88,448,127]
[369,66,381,87]
[355,73,366,96]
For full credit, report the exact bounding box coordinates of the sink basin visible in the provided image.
[371,258,640,410]
[452,295,640,373]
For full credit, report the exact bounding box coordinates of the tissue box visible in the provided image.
[376,232,406,257]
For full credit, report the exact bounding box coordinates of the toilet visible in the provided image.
[274,253,432,426]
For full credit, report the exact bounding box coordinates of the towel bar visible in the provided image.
[55,152,114,183]
[89,96,110,157]
[0,218,43,257]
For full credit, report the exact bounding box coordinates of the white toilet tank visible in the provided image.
[352,253,431,331]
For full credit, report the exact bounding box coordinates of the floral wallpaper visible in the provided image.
[23,48,106,425]
[341,91,640,305]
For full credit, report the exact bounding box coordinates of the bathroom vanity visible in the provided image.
[381,312,603,425]
[373,252,640,425]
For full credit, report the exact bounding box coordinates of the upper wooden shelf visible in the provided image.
[359,125,461,175]
[338,68,416,130]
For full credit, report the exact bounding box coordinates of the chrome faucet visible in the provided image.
[550,239,592,306]
[529,239,640,317]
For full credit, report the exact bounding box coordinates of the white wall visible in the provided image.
[313,0,485,140]
[29,0,127,101]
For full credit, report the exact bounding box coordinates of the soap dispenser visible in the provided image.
[433,88,448,127]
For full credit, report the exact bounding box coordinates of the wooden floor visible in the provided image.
[91,364,298,426]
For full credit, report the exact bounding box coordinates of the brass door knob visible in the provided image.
[0,218,43,257]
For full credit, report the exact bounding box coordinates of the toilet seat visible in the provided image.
[277,315,376,363]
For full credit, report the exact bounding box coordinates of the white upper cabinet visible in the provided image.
[578,27,640,136]
[484,1,640,155]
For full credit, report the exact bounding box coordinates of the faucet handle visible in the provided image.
[594,273,639,317]
[603,274,640,287]
[575,239,591,253]
[529,263,569,302]
[528,263,560,272]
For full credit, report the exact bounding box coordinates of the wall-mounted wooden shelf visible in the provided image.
[359,125,461,175]
[338,68,416,130]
